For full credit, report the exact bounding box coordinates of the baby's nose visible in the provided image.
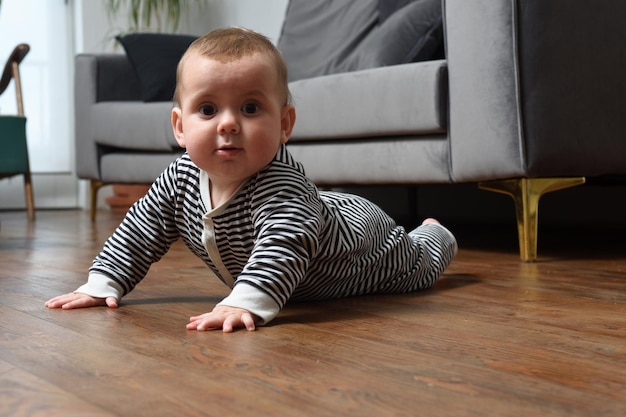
[218,111,240,134]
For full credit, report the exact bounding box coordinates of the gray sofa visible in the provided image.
[75,0,626,261]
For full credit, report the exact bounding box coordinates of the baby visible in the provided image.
[46,27,458,332]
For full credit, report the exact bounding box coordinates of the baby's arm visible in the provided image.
[185,215,319,332]
[45,161,183,311]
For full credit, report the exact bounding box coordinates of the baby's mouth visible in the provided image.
[216,146,242,157]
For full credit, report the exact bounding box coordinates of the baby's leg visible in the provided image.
[375,221,457,294]
[407,221,458,288]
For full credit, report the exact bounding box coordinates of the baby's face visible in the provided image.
[172,52,294,191]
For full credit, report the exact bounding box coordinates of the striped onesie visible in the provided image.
[77,145,457,324]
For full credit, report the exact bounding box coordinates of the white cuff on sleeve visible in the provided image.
[74,273,124,301]
[217,283,281,325]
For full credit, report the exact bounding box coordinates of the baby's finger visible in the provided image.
[61,295,101,310]
[241,313,256,331]
[194,316,222,331]
[45,293,86,309]
[186,319,200,330]
[221,317,235,333]
[44,295,67,308]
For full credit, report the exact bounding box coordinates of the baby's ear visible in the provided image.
[171,107,186,148]
[280,104,296,144]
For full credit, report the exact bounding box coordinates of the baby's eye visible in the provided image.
[242,102,260,115]
[199,105,217,116]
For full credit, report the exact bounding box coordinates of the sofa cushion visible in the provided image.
[277,0,443,81]
[289,60,447,141]
[278,0,379,82]
[337,0,443,72]
[379,0,419,23]
[92,101,179,151]
[116,33,197,102]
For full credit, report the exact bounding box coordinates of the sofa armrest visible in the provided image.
[444,0,525,182]
[75,54,142,180]
[445,0,626,182]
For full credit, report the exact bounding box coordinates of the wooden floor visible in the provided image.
[0,209,624,417]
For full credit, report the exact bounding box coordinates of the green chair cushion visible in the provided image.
[0,116,28,174]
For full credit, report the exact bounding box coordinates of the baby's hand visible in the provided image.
[187,305,257,333]
[45,292,118,309]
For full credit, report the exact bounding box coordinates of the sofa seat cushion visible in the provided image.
[289,60,447,141]
[92,101,179,151]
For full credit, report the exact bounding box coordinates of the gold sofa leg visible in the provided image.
[479,177,585,262]
[90,180,105,222]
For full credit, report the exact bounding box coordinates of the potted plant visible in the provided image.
[105,0,206,33]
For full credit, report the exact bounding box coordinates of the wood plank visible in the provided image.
[0,358,115,417]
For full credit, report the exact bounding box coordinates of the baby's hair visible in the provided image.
[174,27,292,106]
